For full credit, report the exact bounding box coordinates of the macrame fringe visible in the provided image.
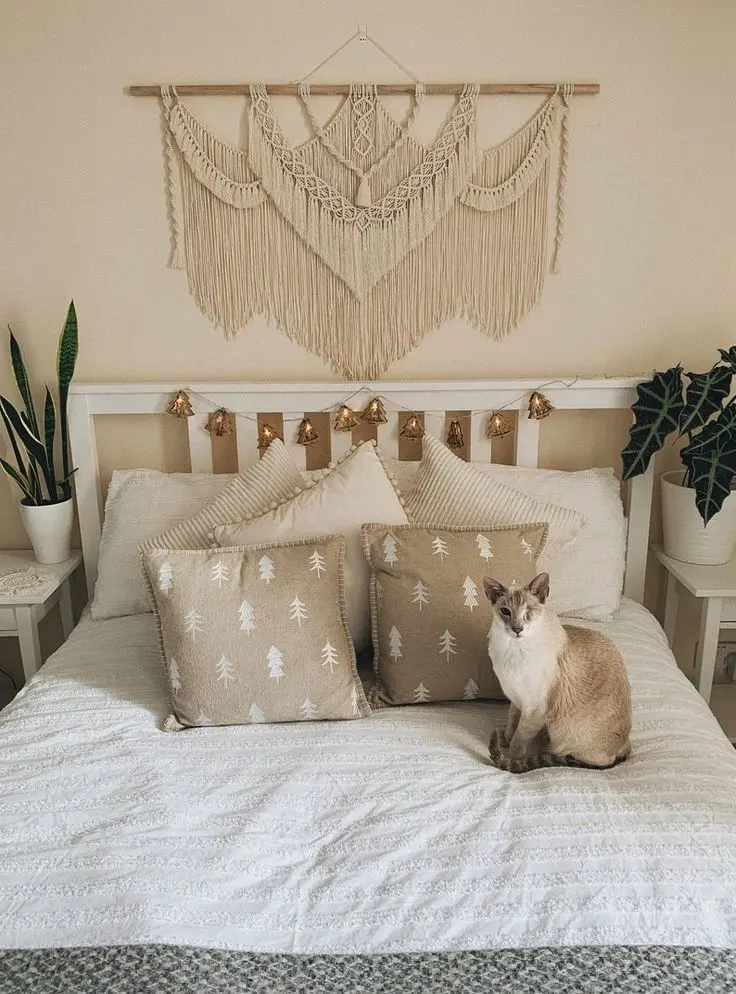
[160,84,572,376]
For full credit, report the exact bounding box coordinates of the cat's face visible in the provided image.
[483,573,549,640]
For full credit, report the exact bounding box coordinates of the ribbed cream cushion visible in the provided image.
[91,440,304,621]
[142,439,304,553]
[404,435,587,615]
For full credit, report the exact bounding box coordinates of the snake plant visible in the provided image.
[622,346,736,524]
[0,301,79,505]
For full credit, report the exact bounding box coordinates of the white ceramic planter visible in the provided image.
[19,498,73,564]
[661,470,736,565]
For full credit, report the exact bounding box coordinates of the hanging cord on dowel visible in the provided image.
[160,85,184,269]
[550,82,574,273]
[298,81,425,206]
[293,25,423,86]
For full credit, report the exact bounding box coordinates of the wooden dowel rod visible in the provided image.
[128,82,600,97]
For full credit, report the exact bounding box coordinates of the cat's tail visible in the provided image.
[488,729,627,774]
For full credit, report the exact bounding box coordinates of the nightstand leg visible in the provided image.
[59,580,74,639]
[696,597,722,703]
[16,606,42,682]
[663,573,679,647]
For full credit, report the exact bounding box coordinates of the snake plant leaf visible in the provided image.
[9,327,40,437]
[718,347,736,373]
[0,458,36,503]
[679,366,733,436]
[43,388,57,497]
[0,395,54,500]
[681,418,736,524]
[56,301,78,499]
[0,397,30,487]
[622,366,684,480]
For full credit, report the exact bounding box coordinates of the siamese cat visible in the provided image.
[484,572,631,773]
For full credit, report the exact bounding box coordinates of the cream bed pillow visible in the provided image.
[393,450,624,621]
[214,441,410,650]
[91,439,304,620]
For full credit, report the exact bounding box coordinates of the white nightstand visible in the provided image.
[0,550,82,683]
[652,544,736,704]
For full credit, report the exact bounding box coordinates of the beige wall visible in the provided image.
[0,0,734,564]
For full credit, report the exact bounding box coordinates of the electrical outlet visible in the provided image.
[696,641,736,683]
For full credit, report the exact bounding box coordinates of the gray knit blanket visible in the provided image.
[1,945,734,994]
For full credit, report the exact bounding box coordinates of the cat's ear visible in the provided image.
[528,572,550,603]
[483,577,506,604]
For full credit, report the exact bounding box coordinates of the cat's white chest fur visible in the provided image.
[488,621,559,712]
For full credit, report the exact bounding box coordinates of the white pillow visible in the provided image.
[214,441,410,650]
[91,439,304,620]
[391,453,624,621]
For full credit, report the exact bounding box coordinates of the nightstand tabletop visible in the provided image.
[0,550,82,605]
[651,545,736,599]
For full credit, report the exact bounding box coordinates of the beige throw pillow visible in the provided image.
[140,536,370,729]
[213,441,410,650]
[362,522,548,708]
[404,434,586,560]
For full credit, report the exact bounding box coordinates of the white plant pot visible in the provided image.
[661,471,736,565]
[19,498,74,565]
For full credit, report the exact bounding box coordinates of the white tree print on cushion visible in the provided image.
[259,555,276,583]
[462,576,479,610]
[267,645,285,682]
[168,657,181,693]
[463,678,479,700]
[289,595,308,627]
[350,684,360,716]
[309,549,327,577]
[195,713,213,726]
[388,625,403,661]
[438,629,458,661]
[300,697,320,720]
[413,682,431,703]
[183,609,204,641]
[382,532,398,565]
[249,703,266,723]
[158,562,174,595]
[215,654,235,688]
[411,580,429,611]
[238,601,255,634]
[520,537,535,560]
[476,534,494,562]
[431,535,449,561]
[321,641,339,674]
[210,560,230,588]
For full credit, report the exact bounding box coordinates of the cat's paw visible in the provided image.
[508,740,527,761]
[500,729,511,747]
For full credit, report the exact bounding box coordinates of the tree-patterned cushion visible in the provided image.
[140,536,371,728]
[362,523,548,707]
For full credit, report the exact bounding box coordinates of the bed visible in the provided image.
[1,379,736,993]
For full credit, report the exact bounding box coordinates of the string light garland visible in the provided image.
[361,396,388,424]
[400,413,424,439]
[205,408,234,436]
[528,391,554,420]
[165,378,578,445]
[487,411,513,438]
[167,390,194,418]
[296,417,320,446]
[446,419,465,449]
[333,405,359,431]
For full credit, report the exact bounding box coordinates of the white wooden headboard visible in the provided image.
[68,378,653,604]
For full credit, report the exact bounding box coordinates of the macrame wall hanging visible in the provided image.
[130,29,599,379]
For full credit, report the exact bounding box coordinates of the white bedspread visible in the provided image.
[1,599,736,953]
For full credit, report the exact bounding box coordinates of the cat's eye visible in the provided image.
[499,607,511,617]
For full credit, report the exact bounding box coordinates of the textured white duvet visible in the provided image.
[1,599,736,953]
